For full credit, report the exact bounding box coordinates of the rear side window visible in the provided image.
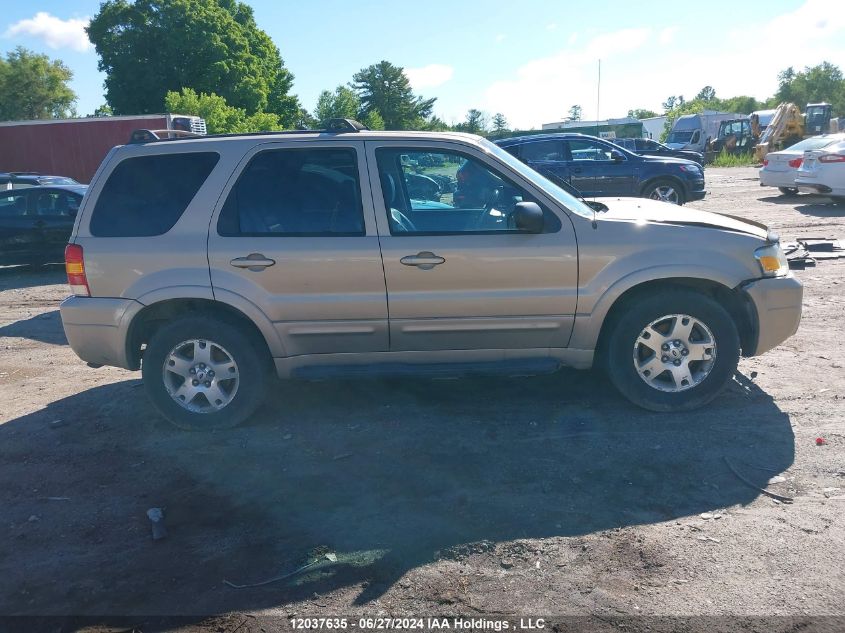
[217,148,364,236]
[89,152,219,237]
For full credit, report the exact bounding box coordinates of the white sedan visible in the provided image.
[760,134,845,195]
[795,140,845,203]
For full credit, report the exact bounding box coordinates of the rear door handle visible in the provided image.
[230,254,276,270]
[400,251,445,270]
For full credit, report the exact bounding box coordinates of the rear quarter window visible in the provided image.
[89,152,219,237]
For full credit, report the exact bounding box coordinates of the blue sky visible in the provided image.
[3,0,844,128]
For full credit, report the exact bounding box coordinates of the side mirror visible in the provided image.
[609,149,625,162]
[512,201,544,233]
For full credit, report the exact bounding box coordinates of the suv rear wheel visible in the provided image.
[142,315,267,430]
[643,179,685,205]
[603,289,740,411]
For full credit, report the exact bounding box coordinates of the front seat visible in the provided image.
[380,172,414,232]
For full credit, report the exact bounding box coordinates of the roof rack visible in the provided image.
[325,118,368,132]
[127,118,369,144]
[128,129,203,143]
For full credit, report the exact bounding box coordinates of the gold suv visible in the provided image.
[59,120,802,430]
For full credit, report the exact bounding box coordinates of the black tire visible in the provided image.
[603,289,740,412]
[642,179,686,205]
[142,314,268,430]
[778,187,799,196]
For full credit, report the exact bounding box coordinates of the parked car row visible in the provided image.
[758,133,845,202]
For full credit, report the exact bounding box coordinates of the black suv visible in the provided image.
[0,184,86,266]
[614,137,704,165]
[496,133,706,205]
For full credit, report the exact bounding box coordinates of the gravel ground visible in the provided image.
[0,167,843,631]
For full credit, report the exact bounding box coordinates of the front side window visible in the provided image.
[375,148,560,235]
[568,139,614,161]
[90,152,219,237]
[217,148,364,236]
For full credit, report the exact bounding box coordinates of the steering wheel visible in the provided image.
[390,208,417,232]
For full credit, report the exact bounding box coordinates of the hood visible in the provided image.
[596,197,769,239]
[664,142,688,150]
[638,153,702,167]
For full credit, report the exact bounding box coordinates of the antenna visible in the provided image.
[592,58,601,228]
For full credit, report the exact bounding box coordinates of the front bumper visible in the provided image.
[686,178,706,201]
[740,274,803,356]
[60,296,144,370]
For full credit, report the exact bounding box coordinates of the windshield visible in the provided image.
[785,136,845,152]
[666,130,694,143]
[480,138,594,219]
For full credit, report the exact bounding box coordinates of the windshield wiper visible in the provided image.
[535,167,607,224]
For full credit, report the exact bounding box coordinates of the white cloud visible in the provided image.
[483,28,651,128]
[404,64,454,90]
[495,33,507,43]
[658,26,679,45]
[546,23,558,31]
[4,12,91,52]
[479,0,845,129]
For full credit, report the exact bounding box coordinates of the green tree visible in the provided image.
[87,0,300,125]
[661,95,685,113]
[719,95,761,114]
[455,108,488,134]
[567,104,582,121]
[90,104,114,117]
[0,47,76,120]
[491,112,508,134]
[695,85,717,102]
[313,85,360,127]
[360,110,385,130]
[352,60,436,130]
[774,62,845,113]
[164,88,279,134]
[627,108,658,119]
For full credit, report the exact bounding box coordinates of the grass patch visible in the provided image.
[710,150,758,167]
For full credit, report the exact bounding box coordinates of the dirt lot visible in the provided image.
[1,167,843,630]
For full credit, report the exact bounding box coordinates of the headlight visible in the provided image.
[679,164,701,174]
[754,243,789,277]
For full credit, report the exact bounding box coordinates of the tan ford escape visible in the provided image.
[59,119,803,430]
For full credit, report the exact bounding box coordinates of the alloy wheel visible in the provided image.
[632,313,717,392]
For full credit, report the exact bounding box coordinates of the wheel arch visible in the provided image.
[125,297,280,371]
[593,277,757,366]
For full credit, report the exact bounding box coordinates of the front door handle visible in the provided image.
[400,251,445,270]
[230,253,276,270]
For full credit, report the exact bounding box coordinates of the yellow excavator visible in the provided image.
[753,102,839,161]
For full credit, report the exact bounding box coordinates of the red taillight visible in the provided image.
[763,159,769,166]
[788,157,803,168]
[64,243,90,297]
[818,154,845,163]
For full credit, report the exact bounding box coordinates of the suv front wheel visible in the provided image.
[643,179,685,205]
[603,290,740,411]
[142,315,268,430]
